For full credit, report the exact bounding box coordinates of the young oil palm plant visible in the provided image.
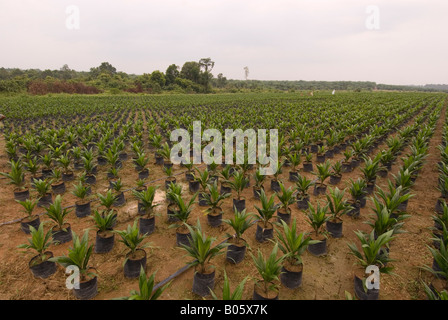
[170,192,198,240]
[181,219,228,297]
[117,267,171,300]
[325,187,352,238]
[360,156,382,193]
[202,181,231,227]
[210,271,249,300]
[374,182,414,215]
[254,188,280,243]
[275,182,295,224]
[1,159,29,201]
[366,199,409,240]
[312,159,332,195]
[347,177,368,211]
[252,166,266,199]
[18,222,57,278]
[226,169,248,212]
[17,198,40,234]
[348,229,395,275]
[250,243,285,300]
[222,208,255,264]
[115,219,152,278]
[44,194,72,244]
[132,186,160,235]
[50,230,98,299]
[132,186,160,218]
[306,201,330,238]
[97,189,118,211]
[275,218,318,288]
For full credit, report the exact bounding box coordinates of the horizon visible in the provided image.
[1,1,447,86]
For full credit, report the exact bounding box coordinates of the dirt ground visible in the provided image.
[0,106,444,300]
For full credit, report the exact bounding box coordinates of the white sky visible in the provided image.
[1,0,447,85]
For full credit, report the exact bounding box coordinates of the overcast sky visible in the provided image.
[1,0,447,85]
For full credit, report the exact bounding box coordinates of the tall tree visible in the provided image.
[150,70,166,87]
[165,64,180,86]
[90,62,117,78]
[244,66,249,80]
[199,58,215,92]
[180,61,201,83]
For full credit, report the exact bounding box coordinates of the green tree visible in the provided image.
[150,70,166,88]
[165,64,180,86]
[180,61,201,83]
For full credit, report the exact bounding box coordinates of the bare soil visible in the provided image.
[0,107,445,300]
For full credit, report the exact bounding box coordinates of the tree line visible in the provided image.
[0,59,446,95]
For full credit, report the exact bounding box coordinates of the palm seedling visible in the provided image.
[223,208,255,246]
[50,230,98,299]
[25,157,40,180]
[184,161,196,181]
[110,177,125,206]
[316,145,326,162]
[253,166,266,199]
[182,218,228,273]
[422,281,448,300]
[117,267,170,300]
[250,243,285,299]
[254,189,280,243]
[421,239,448,282]
[98,189,118,212]
[134,152,149,173]
[195,167,210,204]
[1,159,28,200]
[348,229,395,276]
[16,198,40,234]
[312,159,332,195]
[170,192,198,230]
[44,194,72,243]
[91,209,117,253]
[379,149,395,172]
[303,152,313,172]
[159,142,172,165]
[392,168,413,194]
[306,201,330,242]
[347,177,368,211]
[374,182,414,215]
[342,149,354,172]
[92,209,117,233]
[210,271,249,300]
[270,159,284,192]
[18,222,56,275]
[288,152,301,180]
[202,181,231,227]
[366,196,410,239]
[50,168,65,194]
[132,186,160,218]
[33,178,52,207]
[41,153,53,175]
[226,170,248,212]
[325,187,352,238]
[275,182,295,224]
[275,218,318,288]
[330,160,343,185]
[163,165,176,188]
[360,156,382,192]
[58,152,72,176]
[115,219,152,278]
